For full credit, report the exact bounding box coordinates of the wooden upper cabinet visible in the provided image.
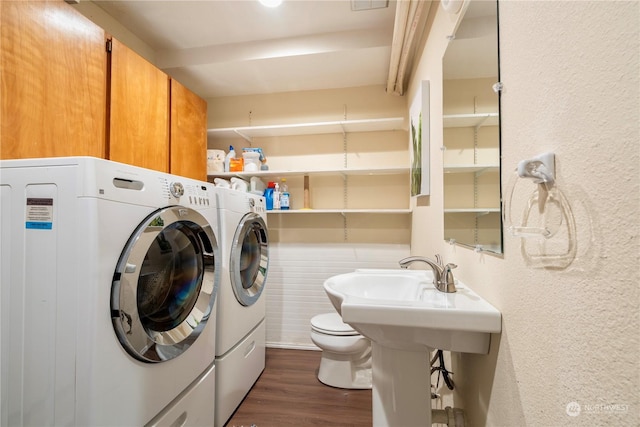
[0,0,107,159]
[108,38,169,172]
[1,1,206,175]
[170,80,207,181]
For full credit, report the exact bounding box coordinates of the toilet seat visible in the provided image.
[311,313,358,336]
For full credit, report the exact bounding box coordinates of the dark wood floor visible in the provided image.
[225,347,372,427]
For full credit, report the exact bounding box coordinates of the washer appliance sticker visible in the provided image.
[26,198,53,230]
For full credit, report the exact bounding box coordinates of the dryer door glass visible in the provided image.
[230,212,269,306]
[112,206,220,363]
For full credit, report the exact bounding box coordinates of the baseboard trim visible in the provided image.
[266,342,320,351]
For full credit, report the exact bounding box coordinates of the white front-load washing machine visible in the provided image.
[0,157,221,427]
[214,188,269,427]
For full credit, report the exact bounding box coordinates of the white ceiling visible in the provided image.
[93,0,399,98]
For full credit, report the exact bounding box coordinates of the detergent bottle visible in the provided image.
[264,181,276,210]
[224,145,236,172]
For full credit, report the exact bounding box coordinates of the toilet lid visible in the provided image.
[311,313,359,336]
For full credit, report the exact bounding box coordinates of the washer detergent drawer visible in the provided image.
[145,363,216,427]
[214,320,266,427]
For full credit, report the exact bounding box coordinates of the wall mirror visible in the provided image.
[442,0,502,254]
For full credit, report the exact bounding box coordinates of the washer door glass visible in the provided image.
[230,212,269,306]
[112,206,220,363]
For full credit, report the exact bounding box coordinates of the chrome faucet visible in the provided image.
[399,255,458,293]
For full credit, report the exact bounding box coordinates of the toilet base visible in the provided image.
[317,350,372,389]
[310,312,372,390]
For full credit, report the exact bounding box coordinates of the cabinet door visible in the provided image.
[1,0,106,159]
[109,38,169,172]
[170,79,207,180]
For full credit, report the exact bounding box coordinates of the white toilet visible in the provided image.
[310,312,372,389]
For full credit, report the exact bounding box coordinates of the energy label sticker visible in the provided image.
[26,198,53,230]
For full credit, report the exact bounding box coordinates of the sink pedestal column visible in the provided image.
[371,343,432,427]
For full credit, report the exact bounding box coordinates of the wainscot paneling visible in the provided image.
[265,242,410,349]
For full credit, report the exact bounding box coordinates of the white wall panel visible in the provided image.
[264,242,410,349]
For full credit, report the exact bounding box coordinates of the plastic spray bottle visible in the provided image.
[273,182,281,210]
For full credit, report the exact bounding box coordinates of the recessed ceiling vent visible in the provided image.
[351,0,389,11]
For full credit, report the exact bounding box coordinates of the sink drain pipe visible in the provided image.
[430,350,465,426]
[432,406,466,426]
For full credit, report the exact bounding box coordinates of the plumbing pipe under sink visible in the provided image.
[432,407,466,426]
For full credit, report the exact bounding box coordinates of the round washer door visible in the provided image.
[111,206,220,363]
[230,212,269,306]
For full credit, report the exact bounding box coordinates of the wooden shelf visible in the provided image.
[443,113,498,128]
[443,164,499,174]
[267,208,411,215]
[208,167,409,180]
[444,208,500,214]
[207,117,406,141]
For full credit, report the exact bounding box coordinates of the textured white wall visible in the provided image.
[410,1,639,425]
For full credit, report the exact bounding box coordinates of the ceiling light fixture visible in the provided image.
[351,0,389,12]
[259,0,283,7]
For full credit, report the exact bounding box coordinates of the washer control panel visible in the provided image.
[169,181,185,198]
[249,195,266,215]
[163,178,213,207]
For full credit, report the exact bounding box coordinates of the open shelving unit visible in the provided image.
[442,111,501,217]
[210,166,408,180]
[207,117,410,216]
[442,86,501,251]
[207,117,405,141]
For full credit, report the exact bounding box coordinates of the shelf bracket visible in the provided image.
[342,212,348,242]
[343,174,348,211]
[474,115,491,130]
[233,129,253,144]
[342,156,348,241]
[474,167,491,178]
[342,129,348,169]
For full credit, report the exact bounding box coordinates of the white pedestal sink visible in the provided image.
[323,269,501,427]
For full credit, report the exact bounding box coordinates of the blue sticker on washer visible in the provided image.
[26,221,53,230]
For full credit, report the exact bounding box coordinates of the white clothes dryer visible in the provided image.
[0,157,221,427]
[214,188,269,427]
